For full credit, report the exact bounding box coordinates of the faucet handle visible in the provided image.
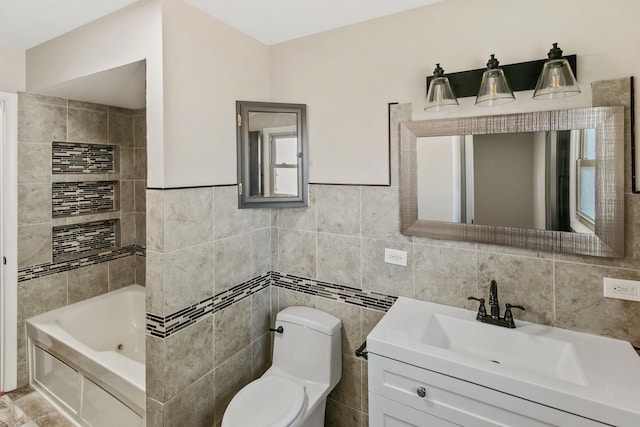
[467,297,487,319]
[504,303,525,328]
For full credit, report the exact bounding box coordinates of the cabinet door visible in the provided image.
[369,393,459,427]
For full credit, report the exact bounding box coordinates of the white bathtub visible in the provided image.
[26,285,145,427]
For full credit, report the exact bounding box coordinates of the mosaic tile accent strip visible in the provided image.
[52,220,116,259]
[146,271,397,339]
[146,273,271,338]
[271,271,397,312]
[52,181,116,217]
[18,244,145,282]
[52,142,116,174]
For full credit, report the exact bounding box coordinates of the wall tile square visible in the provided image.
[164,371,215,427]
[317,233,361,288]
[362,238,413,297]
[18,184,51,225]
[18,223,52,267]
[68,107,107,143]
[18,143,50,184]
[214,235,251,294]
[361,186,409,242]
[108,255,137,291]
[17,272,67,321]
[213,346,252,423]
[277,184,316,231]
[108,110,134,146]
[317,185,360,236]
[214,298,251,366]
[278,229,316,278]
[68,263,109,304]
[18,102,66,143]
[251,229,271,277]
[164,188,213,252]
[164,243,214,315]
[214,186,251,240]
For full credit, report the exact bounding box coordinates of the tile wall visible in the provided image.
[145,98,640,427]
[16,93,147,387]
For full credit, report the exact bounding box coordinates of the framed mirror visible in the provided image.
[236,101,308,208]
[400,106,625,258]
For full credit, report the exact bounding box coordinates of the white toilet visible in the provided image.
[222,306,342,427]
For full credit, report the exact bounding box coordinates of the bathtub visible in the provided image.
[26,285,145,427]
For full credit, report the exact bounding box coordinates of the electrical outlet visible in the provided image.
[603,277,640,302]
[384,248,407,266]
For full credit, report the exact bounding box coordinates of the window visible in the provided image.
[576,128,596,230]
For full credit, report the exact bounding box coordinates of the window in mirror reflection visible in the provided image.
[248,112,299,198]
[416,129,597,234]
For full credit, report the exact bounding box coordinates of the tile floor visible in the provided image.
[0,385,74,427]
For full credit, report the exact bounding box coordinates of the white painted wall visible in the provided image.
[417,136,459,222]
[270,0,640,185]
[160,0,270,187]
[26,0,164,185]
[0,45,25,93]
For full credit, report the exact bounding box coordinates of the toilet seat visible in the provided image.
[222,376,307,427]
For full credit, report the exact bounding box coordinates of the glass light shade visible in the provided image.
[533,58,581,99]
[475,68,515,106]
[424,76,459,111]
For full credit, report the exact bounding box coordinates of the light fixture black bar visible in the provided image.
[426,55,577,98]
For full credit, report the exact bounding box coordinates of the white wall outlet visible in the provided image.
[603,277,640,302]
[384,248,407,266]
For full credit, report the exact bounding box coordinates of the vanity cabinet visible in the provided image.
[368,354,606,427]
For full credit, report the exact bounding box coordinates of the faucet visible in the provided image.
[468,280,525,328]
[489,280,500,319]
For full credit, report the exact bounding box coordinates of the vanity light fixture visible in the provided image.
[424,64,459,111]
[425,45,577,107]
[533,43,581,99]
[475,54,515,106]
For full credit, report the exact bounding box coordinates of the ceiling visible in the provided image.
[0,0,445,108]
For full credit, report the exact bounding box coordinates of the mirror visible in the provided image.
[417,129,597,234]
[236,101,308,208]
[400,107,625,258]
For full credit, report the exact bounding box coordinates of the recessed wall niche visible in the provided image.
[52,142,118,174]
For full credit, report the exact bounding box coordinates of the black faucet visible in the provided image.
[468,280,525,328]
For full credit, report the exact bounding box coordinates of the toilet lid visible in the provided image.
[224,376,306,427]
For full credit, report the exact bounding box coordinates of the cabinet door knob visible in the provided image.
[416,387,427,398]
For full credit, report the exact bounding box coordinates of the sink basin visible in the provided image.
[368,297,640,426]
[423,313,587,385]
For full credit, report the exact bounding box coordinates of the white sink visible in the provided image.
[368,297,640,426]
[423,313,587,385]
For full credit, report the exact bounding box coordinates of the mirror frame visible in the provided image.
[400,106,625,258]
[236,101,308,208]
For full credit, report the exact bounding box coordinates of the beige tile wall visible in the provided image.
[16,93,146,387]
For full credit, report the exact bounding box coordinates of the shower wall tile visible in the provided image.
[214,298,251,366]
[133,114,147,148]
[252,208,271,230]
[278,229,316,278]
[120,181,135,213]
[68,106,107,143]
[18,184,50,225]
[17,224,52,267]
[214,234,251,295]
[135,213,146,246]
[214,186,251,239]
[146,189,164,252]
[134,148,146,180]
[108,255,137,291]
[317,233,361,288]
[120,147,135,179]
[134,181,146,213]
[163,187,213,252]
[67,263,109,304]
[135,254,146,286]
[317,185,360,236]
[18,100,66,143]
[108,109,134,146]
[18,143,50,184]
[17,272,67,322]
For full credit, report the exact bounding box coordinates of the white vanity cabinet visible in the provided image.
[368,354,607,427]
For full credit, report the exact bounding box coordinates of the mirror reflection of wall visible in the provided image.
[416,129,596,234]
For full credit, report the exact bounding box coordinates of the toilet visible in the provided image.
[222,306,342,427]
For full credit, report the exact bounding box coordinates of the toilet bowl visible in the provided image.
[222,306,342,427]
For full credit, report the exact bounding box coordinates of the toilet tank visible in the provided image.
[272,306,342,388]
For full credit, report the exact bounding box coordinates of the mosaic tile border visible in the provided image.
[52,219,117,259]
[52,142,116,174]
[18,244,146,282]
[52,181,116,217]
[146,273,272,338]
[146,271,397,339]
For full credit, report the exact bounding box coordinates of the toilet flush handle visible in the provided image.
[270,326,284,334]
